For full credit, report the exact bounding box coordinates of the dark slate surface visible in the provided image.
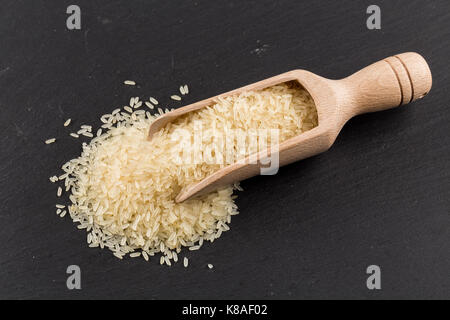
[0,0,449,299]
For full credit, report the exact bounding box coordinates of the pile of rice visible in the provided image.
[57,81,318,265]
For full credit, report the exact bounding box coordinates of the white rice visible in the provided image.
[134,101,142,109]
[57,82,317,265]
[45,138,56,144]
[64,119,72,127]
[171,95,181,101]
[124,80,136,86]
[142,251,149,261]
[81,125,92,130]
[149,97,158,105]
[100,114,111,123]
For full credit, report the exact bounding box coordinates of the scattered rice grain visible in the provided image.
[134,101,142,109]
[142,251,149,261]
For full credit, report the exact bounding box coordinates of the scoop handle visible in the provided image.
[341,52,432,116]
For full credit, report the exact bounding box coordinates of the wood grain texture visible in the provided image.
[0,0,449,299]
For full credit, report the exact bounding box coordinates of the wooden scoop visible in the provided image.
[148,52,432,202]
